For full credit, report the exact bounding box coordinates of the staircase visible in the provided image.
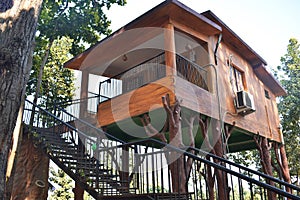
[23,96,300,200]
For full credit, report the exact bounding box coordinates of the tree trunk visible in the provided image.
[10,129,49,200]
[0,1,43,198]
[30,40,53,125]
[5,103,25,197]
[255,135,276,200]
[211,119,229,200]
[73,182,84,200]
[279,145,291,187]
[74,137,85,200]
[140,94,196,194]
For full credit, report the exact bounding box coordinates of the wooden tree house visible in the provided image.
[65,0,286,153]
[11,1,297,199]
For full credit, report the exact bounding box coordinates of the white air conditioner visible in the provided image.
[235,91,255,116]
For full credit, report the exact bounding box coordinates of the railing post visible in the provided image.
[80,70,89,118]
[95,136,100,190]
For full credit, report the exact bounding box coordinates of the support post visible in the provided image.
[80,70,89,117]
[74,70,89,200]
[164,23,176,77]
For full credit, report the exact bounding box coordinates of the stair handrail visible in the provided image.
[52,95,125,144]
[24,99,125,144]
[99,137,300,199]
[185,145,300,192]
[54,92,100,108]
[23,99,300,199]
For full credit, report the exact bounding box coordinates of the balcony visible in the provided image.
[99,53,208,103]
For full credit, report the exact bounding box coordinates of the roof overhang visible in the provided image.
[253,64,287,96]
[64,0,222,74]
[64,0,286,97]
[202,10,286,97]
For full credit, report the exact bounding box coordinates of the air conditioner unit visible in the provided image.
[235,90,255,116]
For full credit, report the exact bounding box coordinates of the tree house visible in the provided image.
[64,0,286,153]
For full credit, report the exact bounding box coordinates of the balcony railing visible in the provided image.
[99,53,208,102]
[176,54,208,91]
[99,53,166,102]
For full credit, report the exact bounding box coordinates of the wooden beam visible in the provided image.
[164,23,177,77]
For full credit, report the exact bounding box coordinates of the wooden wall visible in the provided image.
[172,18,282,142]
[98,76,175,127]
[97,18,283,143]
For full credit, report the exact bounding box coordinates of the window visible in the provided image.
[230,65,245,92]
[264,89,270,99]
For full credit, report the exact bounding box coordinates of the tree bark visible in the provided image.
[73,182,84,200]
[0,1,43,198]
[199,117,230,200]
[10,129,49,200]
[254,135,276,200]
[74,137,85,200]
[211,119,229,200]
[5,103,25,197]
[140,94,196,194]
[273,143,292,194]
[279,145,291,187]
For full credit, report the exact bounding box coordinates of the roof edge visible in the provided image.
[202,10,267,66]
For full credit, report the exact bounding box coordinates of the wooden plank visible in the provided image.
[164,23,177,76]
[98,76,175,127]
[214,42,282,142]
[174,76,218,119]
[174,72,282,142]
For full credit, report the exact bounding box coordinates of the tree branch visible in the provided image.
[140,114,167,143]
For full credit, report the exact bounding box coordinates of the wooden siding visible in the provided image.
[95,9,283,143]
[97,38,283,143]
[213,41,282,142]
[98,76,175,127]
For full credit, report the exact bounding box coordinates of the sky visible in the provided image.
[104,0,300,71]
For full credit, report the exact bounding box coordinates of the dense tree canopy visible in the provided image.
[0,0,127,198]
[38,0,126,54]
[276,38,300,184]
[28,0,127,107]
[26,36,75,110]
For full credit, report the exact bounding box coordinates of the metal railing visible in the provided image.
[98,139,300,199]
[54,92,100,118]
[99,53,166,103]
[176,54,208,91]
[23,99,300,199]
[98,53,209,103]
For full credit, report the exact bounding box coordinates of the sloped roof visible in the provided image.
[64,0,221,70]
[202,10,286,96]
[64,0,286,96]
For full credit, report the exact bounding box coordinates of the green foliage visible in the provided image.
[228,149,260,170]
[49,167,74,200]
[38,0,126,54]
[26,0,127,107]
[276,38,300,181]
[26,36,75,110]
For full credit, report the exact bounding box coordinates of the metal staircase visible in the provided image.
[23,96,300,200]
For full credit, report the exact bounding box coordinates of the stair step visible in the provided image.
[40,135,67,142]
[69,165,107,171]
[54,154,96,161]
[43,138,69,144]
[50,148,81,155]
[47,140,74,145]
[66,158,103,165]
[49,144,77,151]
